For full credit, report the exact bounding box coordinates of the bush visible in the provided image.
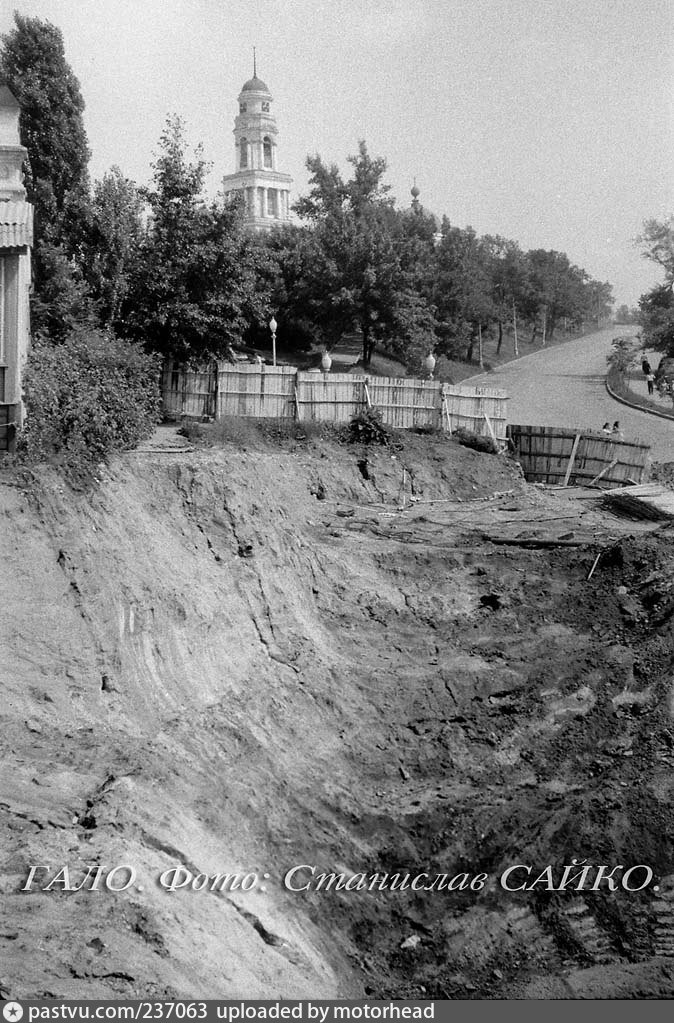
[348,407,391,445]
[606,335,640,375]
[453,427,498,454]
[19,329,161,477]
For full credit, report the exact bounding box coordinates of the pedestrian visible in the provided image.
[612,421,623,439]
[602,422,612,435]
[642,356,652,376]
[647,371,655,395]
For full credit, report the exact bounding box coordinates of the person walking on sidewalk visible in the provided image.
[642,356,652,376]
[647,371,656,396]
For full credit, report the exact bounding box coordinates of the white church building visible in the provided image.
[222,63,293,231]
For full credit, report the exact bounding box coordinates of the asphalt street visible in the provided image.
[465,325,674,464]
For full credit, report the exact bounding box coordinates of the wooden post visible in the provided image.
[364,378,372,408]
[441,385,452,434]
[484,412,498,447]
[513,300,519,356]
[294,370,302,421]
[562,432,581,486]
[213,361,220,419]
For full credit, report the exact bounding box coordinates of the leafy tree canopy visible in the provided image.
[0,11,90,233]
[636,216,674,355]
[293,142,436,365]
[123,116,266,364]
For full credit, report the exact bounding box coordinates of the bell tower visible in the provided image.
[222,56,293,231]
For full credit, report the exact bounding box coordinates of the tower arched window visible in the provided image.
[240,138,248,169]
[263,136,273,169]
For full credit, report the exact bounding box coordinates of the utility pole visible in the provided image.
[513,300,519,356]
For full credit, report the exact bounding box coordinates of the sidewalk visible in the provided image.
[612,350,674,421]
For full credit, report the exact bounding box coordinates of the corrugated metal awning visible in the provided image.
[0,201,33,248]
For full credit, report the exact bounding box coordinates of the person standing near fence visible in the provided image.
[647,371,655,395]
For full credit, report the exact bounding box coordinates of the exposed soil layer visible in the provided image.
[2,429,674,1000]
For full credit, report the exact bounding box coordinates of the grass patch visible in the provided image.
[607,366,674,419]
[178,416,346,449]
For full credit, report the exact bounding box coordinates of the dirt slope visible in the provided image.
[1,430,674,1000]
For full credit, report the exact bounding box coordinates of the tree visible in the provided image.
[481,235,529,354]
[638,284,674,355]
[294,141,435,367]
[524,250,606,342]
[29,242,96,342]
[637,217,674,284]
[433,221,496,362]
[81,167,144,328]
[636,216,674,356]
[1,13,94,337]
[0,12,90,242]
[123,116,260,363]
[615,304,639,324]
[249,224,322,354]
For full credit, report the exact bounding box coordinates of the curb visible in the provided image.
[605,376,674,423]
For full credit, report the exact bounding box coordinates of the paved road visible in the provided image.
[465,326,674,463]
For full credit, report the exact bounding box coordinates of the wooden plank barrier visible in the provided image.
[295,372,365,423]
[217,364,297,419]
[508,424,650,488]
[161,362,217,420]
[161,361,509,440]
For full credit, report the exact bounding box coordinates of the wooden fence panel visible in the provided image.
[366,377,441,429]
[216,364,296,419]
[161,363,216,419]
[508,424,650,487]
[296,372,365,422]
[160,362,509,439]
[443,385,508,441]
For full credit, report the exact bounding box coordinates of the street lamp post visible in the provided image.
[269,316,277,366]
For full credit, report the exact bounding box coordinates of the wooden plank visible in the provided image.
[562,432,581,486]
[587,459,619,486]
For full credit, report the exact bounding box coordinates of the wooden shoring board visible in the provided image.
[562,432,581,486]
[508,424,650,487]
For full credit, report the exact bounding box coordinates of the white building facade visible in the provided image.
[222,71,292,231]
[0,84,33,453]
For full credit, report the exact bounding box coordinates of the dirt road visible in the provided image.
[465,326,674,464]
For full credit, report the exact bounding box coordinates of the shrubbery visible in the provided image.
[19,329,161,477]
[348,407,392,445]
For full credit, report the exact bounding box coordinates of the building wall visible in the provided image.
[0,249,30,448]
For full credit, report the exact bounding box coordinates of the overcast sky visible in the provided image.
[1,0,672,306]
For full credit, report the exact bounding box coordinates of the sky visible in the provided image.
[1,0,672,307]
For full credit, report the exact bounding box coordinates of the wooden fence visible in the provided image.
[508,424,651,488]
[161,362,509,441]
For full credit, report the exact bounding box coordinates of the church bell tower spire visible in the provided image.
[222,61,293,231]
